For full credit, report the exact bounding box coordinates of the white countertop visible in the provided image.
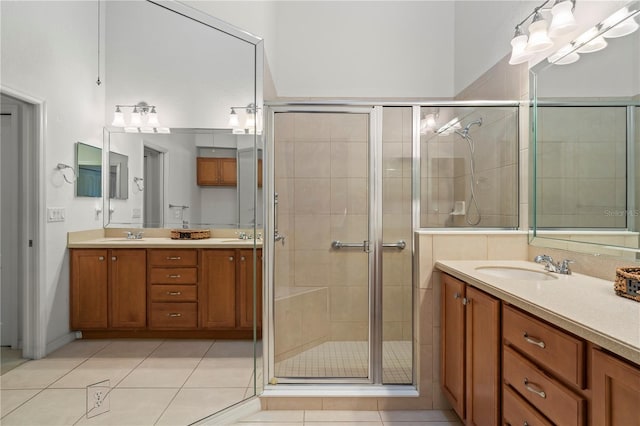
[67,237,262,249]
[435,260,640,365]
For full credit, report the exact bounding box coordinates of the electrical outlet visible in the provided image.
[86,379,110,418]
[47,207,66,223]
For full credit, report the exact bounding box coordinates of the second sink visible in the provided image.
[475,266,558,281]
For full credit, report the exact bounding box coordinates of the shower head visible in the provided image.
[455,117,483,138]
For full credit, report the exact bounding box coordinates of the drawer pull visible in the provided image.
[166,256,182,260]
[523,332,546,348]
[166,291,182,296]
[523,378,546,399]
[167,313,182,318]
[167,274,181,279]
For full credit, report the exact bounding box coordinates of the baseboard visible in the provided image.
[46,332,76,355]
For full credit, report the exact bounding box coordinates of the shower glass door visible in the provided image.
[268,106,414,385]
[272,110,372,381]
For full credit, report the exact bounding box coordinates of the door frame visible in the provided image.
[263,105,384,385]
[0,86,46,359]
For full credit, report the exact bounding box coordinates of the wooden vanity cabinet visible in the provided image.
[441,273,501,426]
[591,347,640,426]
[200,248,263,330]
[196,157,237,186]
[70,248,146,330]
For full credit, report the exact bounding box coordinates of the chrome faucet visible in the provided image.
[534,254,573,275]
[124,231,144,240]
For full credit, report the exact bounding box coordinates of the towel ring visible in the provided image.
[133,177,144,191]
[56,163,77,184]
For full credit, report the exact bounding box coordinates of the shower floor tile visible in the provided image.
[274,341,412,383]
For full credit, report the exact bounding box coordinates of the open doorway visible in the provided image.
[1,91,40,370]
[143,145,165,228]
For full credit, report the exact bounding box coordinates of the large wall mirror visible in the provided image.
[104,127,263,229]
[531,1,640,258]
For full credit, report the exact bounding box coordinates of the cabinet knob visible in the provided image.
[241,256,245,261]
[462,297,471,305]
[112,256,117,261]
[98,256,105,261]
[229,257,234,261]
[453,292,460,299]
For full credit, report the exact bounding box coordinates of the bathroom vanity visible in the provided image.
[68,231,262,339]
[436,260,640,426]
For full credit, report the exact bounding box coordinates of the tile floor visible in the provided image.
[1,347,28,375]
[232,409,463,425]
[274,341,412,383]
[0,339,258,425]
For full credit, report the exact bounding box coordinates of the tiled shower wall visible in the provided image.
[420,106,519,228]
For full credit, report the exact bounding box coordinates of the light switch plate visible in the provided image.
[132,208,141,219]
[47,207,66,222]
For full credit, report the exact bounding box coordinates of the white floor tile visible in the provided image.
[93,340,163,358]
[378,410,458,422]
[74,388,178,425]
[183,362,254,388]
[47,340,111,359]
[0,389,40,418]
[149,340,214,358]
[116,357,200,388]
[155,387,248,426]
[238,409,305,422]
[304,422,383,426]
[382,422,462,426]
[304,410,382,422]
[49,357,143,389]
[0,389,85,425]
[0,358,84,389]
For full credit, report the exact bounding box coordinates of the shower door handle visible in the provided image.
[331,240,371,252]
[274,192,286,246]
[383,240,406,250]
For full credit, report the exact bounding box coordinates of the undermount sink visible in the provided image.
[475,266,558,281]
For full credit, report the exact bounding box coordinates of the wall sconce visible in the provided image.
[509,0,577,65]
[111,102,170,134]
[228,103,261,135]
[547,5,638,65]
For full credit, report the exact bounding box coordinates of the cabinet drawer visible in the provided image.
[150,285,197,302]
[148,249,197,266]
[503,384,552,426]
[150,302,197,329]
[503,346,585,426]
[503,305,585,388]
[149,267,197,284]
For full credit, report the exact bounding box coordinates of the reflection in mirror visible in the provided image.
[109,151,128,200]
[531,2,640,257]
[104,127,263,229]
[76,142,102,198]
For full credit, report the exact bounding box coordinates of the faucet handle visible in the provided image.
[559,259,574,274]
[135,231,144,239]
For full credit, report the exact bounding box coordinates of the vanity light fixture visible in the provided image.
[575,27,608,53]
[547,43,580,64]
[509,0,577,65]
[111,102,170,133]
[602,6,639,38]
[228,103,261,134]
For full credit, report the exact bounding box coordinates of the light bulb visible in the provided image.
[130,107,141,126]
[111,106,125,127]
[147,107,159,126]
[228,109,239,127]
[245,113,256,129]
[526,13,554,52]
[509,30,534,65]
[602,7,639,38]
[549,0,577,37]
[575,28,607,53]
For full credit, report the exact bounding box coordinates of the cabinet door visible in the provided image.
[70,249,108,329]
[219,158,237,186]
[109,249,146,328]
[197,157,220,185]
[592,348,640,426]
[238,249,262,329]
[441,274,466,420]
[465,286,501,426]
[200,249,236,328]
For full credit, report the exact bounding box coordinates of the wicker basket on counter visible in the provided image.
[614,267,640,302]
[170,229,210,240]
